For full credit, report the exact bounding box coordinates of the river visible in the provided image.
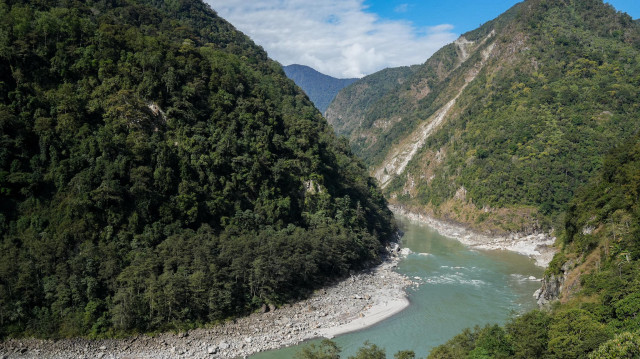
[251,215,544,358]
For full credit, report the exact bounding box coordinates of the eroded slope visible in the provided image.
[328,0,640,234]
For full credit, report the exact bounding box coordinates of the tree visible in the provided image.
[506,310,551,358]
[295,340,341,359]
[428,327,477,359]
[394,350,416,359]
[467,325,512,359]
[589,332,640,359]
[548,309,611,359]
[348,341,386,359]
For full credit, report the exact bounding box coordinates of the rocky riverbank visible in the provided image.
[390,205,557,267]
[0,248,414,359]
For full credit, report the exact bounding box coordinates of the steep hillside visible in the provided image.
[428,133,640,359]
[283,64,358,114]
[325,65,417,137]
[327,0,640,234]
[0,0,395,337]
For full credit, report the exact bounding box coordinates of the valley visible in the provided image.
[2,0,640,358]
[252,214,544,358]
[283,65,358,114]
[327,0,640,236]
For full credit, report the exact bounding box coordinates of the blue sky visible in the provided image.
[364,0,522,35]
[212,1,640,78]
[365,1,639,35]
[609,0,640,18]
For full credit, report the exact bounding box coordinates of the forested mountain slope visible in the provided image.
[0,0,395,337]
[327,0,640,234]
[428,133,640,359]
[283,64,358,114]
[325,65,417,137]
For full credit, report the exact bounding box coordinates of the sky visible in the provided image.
[209,0,640,78]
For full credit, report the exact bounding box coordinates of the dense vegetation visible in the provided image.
[298,132,640,359]
[295,339,414,359]
[0,0,395,338]
[426,133,640,358]
[328,0,640,233]
[283,64,357,114]
[416,0,640,217]
[325,65,417,139]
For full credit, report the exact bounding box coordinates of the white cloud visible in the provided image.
[427,24,455,34]
[394,4,409,13]
[208,0,458,78]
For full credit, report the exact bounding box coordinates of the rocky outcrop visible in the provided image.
[534,259,575,306]
[534,273,564,306]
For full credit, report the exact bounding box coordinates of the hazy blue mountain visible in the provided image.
[283,64,358,114]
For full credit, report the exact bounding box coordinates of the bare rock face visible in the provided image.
[535,259,574,306]
[535,273,564,306]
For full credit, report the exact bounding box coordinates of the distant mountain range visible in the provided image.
[283,64,358,114]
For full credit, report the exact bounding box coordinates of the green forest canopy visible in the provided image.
[328,0,640,233]
[0,0,395,338]
[304,132,640,359]
[425,132,640,358]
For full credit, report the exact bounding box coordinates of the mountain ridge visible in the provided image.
[327,0,640,234]
[283,64,358,114]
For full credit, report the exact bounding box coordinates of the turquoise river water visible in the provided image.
[251,215,544,358]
